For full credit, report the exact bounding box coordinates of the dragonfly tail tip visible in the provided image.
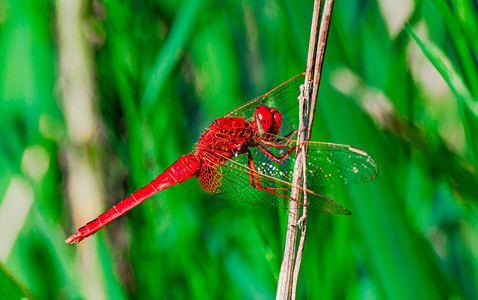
[65,233,81,244]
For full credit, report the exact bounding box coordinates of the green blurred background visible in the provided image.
[1,0,478,298]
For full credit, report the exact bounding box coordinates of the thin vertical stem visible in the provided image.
[276,0,336,298]
[305,0,322,82]
[292,2,335,298]
[308,0,335,138]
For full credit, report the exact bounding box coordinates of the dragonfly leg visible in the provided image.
[246,149,306,207]
[255,129,298,149]
[256,143,299,164]
[247,149,287,192]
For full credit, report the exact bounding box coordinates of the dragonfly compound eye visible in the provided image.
[255,105,274,135]
[271,108,282,134]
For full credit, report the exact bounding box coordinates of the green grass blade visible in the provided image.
[429,0,478,97]
[406,25,478,164]
[140,0,208,115]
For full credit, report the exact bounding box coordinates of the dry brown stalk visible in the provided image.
[276,0,336,298]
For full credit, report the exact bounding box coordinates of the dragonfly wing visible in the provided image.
[225,73,305,137]
[304,142,379,186]
[225,140,378,212]
[197,73,377,214]
[198,152,351,214]
[247,141,378,187]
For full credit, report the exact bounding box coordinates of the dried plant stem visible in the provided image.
[305,0,322,82]
[276,0,335,298]
[308,0,335,137]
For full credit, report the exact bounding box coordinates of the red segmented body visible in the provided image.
[65,154,200,243]
[65,73,378,244]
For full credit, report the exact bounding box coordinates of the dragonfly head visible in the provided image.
[254,105,282,136]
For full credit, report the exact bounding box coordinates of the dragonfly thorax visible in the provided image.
[195,117,254,164]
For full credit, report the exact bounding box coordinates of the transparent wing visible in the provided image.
[305,142,378,185]
[198,151,351,214]
[197,141,378,214]
[226,73,305,137]
[197,73,377,213]
[249,141,378,187]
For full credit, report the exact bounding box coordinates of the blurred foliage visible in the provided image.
[1,0,478,299]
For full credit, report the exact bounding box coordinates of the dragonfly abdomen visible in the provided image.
[65,154,200,243]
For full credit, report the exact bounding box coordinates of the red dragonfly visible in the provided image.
[66,73,378,244]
